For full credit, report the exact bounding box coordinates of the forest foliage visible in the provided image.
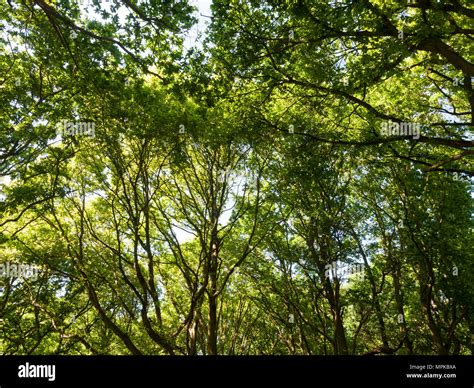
[0,0,473,355]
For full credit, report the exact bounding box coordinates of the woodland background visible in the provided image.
[0,0,473,355]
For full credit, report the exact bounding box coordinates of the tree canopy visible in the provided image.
[0,0,472,355]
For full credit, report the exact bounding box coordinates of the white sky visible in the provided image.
[184,0,213,49]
